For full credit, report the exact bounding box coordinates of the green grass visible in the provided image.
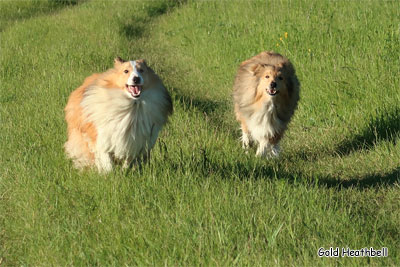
[1,0,400,265]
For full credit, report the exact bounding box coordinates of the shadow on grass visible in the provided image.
[120,0,187,40]
[1,0,85,32]
[146,0,187,17]
[293,106,400,162]
[336,106,400,155]
[210,158,400,190]
[173,89,225,114]
[173,144,400,190]
[48,0,85,5]
[172,88,236,133]
[121,24,145,40]
[317,168,400,189]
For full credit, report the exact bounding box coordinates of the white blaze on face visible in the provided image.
[126,60,143,85]
[125,60,144,98]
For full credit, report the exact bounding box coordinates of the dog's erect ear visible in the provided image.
[114,57,126,67]
[250,63,266,76]
[136,59,147,66]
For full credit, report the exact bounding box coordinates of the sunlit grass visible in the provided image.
[1,0,399,265]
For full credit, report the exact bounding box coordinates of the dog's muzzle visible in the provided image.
[266,81,279,96]
[126,84,142,98]
[266,88,279,96]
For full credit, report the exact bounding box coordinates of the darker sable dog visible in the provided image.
[233,51,300,157]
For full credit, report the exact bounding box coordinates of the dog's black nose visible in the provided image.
[133,76,141,84]
[270,81,277,88]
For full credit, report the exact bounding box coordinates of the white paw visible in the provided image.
[95,152,113,173]
[256,143,280,158]
[270,144,280,157]
[241,133,250,150]
[256,145,267,157]
[122,159,131,169]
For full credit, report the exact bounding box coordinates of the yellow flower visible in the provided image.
[280,37,283,41]
[284,32,288,39]
[308,48,311,52]
[276,43,279,47]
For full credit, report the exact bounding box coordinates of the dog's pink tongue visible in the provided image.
[129,85,141,96]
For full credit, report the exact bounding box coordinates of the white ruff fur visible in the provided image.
[81,85,168,171]
[244,102,285,157]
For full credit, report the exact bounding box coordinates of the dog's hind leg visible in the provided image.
[64,130,94,169]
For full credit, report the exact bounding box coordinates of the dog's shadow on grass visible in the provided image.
[203,157,400,190]
[335,106,400,155]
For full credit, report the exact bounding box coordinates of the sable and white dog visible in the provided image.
[233,51,300,157]
[64,57,173,172]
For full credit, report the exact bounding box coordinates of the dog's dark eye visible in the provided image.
[265,75,270,79]
[124,70,129,74]
[278,76,283,80]
[138,68,144,73]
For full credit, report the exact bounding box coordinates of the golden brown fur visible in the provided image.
[233,51,299,157]
[65,58,172,172]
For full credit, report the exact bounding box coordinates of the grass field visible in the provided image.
[1,0,399,265]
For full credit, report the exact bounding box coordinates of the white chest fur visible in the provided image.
[81,86,167,160]
[247,102,285,143]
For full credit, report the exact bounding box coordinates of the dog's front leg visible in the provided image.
[122,157,133,169]
[270,143,280,157]
[256,140,280,158]
[240,122,251,150]
[142,150,151,164]
[256,140,269,157]
[95,151,113,173]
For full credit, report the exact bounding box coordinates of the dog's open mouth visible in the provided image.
[126,84,142,98]
[267,88,279,96]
